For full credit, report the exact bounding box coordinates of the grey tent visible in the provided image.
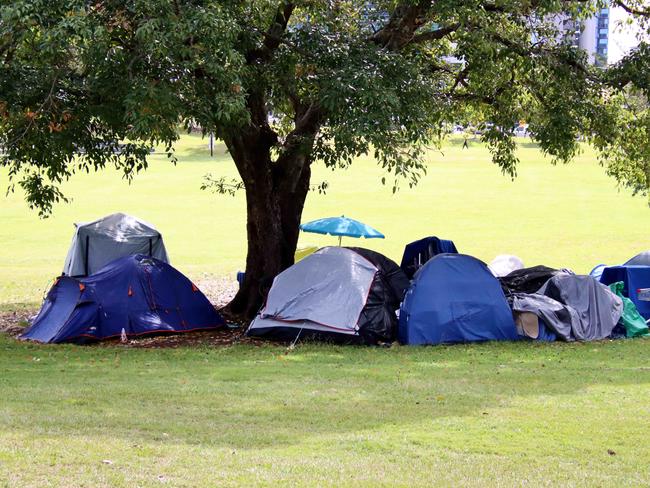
[63,213,169,276]
[247,246,409,344]
[537,274,623,341]
[625,251,650,266]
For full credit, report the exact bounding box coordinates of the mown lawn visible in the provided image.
[1,135,650,487]
[0,335,649,487]
[1,134,648,308]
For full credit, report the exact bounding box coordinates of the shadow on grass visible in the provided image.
[445,138,540,150]
[179,142,231,161]
[517,141,542,149]
[1,337,648,450]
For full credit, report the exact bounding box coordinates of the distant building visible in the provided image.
[557,4,645,66]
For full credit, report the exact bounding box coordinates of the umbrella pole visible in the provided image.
[338,236,342,247]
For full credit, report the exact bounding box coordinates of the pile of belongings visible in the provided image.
[502,266,648,341]
[499,266,650,341]
[247,247,409,344]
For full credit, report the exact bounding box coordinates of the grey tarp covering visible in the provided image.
[63,213,168,276]
[537,275,623,341]
[249,247,377,335]
[510,293,582,341]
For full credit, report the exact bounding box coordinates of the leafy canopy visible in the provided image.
[1,0,650,215]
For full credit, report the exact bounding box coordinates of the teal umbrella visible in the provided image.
[299,215,385,246]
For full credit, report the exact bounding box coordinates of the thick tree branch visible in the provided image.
[246,1,295,63]
[274,102,322,192]
[477,27,599,82]
[407,23,461,46]
[448,65,471,95]
[370,0,431,50]
[264,2,295,52]
[614,0,650,17]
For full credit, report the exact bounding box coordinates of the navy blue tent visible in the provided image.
[398,254,518,345]
[400,236,458,279]
[21,255,224,343]
[600,265,650,320]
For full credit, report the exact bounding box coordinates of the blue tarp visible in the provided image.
[21,255,224,343]
[600,265,650,320]
[398,254,519,345]
[536,321,558,342]
[400,236,458,279]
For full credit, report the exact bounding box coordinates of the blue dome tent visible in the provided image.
[21,255,224,343]
[399,254,518,345]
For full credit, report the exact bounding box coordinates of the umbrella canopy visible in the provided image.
[300,216,385,241]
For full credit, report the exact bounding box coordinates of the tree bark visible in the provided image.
[222,131,314,320]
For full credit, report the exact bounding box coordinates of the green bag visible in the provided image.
[609,281,650,338]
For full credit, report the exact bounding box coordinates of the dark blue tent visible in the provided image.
[600,265,650,320]
[21,255,224,343]
[400,236,458,279]
[398,254,518,345]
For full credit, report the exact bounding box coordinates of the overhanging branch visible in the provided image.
[246,1,295,63]
[406,23,461,46]
[614,0,650,17]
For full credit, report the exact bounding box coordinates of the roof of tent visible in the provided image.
[21,255,223,343]
[63,213,169,276]
[398,253,518,345]
[625,251,650,266]
[348,247,410,304]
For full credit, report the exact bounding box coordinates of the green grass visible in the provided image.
[1,133,648,307]
[2,135,650,486]
[1,335,649,487]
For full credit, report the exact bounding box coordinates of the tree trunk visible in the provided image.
[223,133,313,320]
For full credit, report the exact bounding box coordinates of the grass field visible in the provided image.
[1,335,649,487]
[1,133,648,308]
[2,134,650,487]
